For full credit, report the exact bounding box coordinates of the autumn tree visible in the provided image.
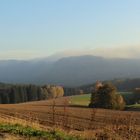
[89,83,125,110]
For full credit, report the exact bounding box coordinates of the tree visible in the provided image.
[89,83,125,110]
[55,86,64,97]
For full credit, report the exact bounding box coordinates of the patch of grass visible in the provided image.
[127,104,140,108]
[70,94,91,106]
[0,123,82,140]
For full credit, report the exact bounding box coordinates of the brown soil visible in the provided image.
[0,97,139,139]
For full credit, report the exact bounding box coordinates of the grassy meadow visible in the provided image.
[70,94,91,106]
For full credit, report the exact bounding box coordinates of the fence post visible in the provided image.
[63,98,69,128]
[89,108,96,129]
[52,99,56,126]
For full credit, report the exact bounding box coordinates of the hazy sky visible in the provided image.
[0,0,140,59]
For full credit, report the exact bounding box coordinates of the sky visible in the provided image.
[0,0,140,60]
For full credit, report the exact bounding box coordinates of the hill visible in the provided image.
[80,78,140,94]
[0,55,140,86]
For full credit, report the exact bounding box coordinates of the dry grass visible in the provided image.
[0,112,50,132]
[0,133,24,140]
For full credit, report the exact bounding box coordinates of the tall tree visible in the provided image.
[89,83,125,110]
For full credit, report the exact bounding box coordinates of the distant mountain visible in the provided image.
[0,59,53,84]
[0,55,140,86]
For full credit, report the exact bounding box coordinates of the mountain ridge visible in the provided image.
[0,55,140,86]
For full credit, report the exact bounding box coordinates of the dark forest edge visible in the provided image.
[0,83,64,104]
[0,78,140,104]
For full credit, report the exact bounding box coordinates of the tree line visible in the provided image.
[80,78,140,93]
[0,83,64,104]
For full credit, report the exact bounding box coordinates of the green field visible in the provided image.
[127,104,140,108]
[70,94,91,106]
[70,92,140,109]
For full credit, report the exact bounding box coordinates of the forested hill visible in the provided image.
[0,83,64,104]
[79,78,140,94]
